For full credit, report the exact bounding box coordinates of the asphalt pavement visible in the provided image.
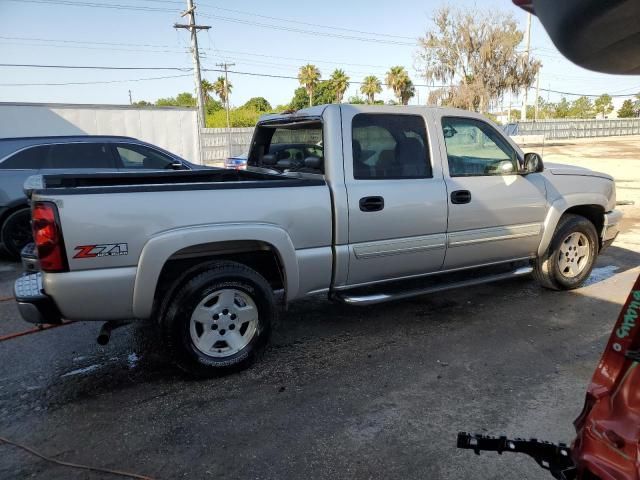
[1,214,639,479]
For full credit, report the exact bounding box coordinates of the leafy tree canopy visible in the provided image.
[242,97,272,112]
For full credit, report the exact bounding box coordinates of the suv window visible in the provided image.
[46,143,114,169]
[0,145,48,169]
[441,117,519,176]
[115,144,177,169]
[352,114,431,179]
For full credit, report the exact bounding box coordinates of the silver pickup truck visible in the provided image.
[15,105,622,376]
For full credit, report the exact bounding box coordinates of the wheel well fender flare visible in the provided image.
[132,223,299,319]
[538,194,608,256]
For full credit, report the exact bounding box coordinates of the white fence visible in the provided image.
[514,118,640,140]
[0,102,201,163]
[200,127,254,165]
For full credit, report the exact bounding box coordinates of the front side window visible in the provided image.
[441,117,519,177]
[47,143,114,169]
[115,144,176,169]
[352,114,431,180]
[0,145,48,169]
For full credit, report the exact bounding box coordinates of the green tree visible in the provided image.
[329,69,350,103]
[416,6,540,112]
[569,96,595,118]
[289,81,334,110]
[360,75,382,104]
[617,99,636,118]
[242,97,272,112]
[400,79,416,105]
[155,92,196,107]
[132,100,152,107]
[298,64,321,107]
[594,94,614,118]
[201,79,215,104]
[386,66,411,104]
[347,94,366,104]
[554,97,571,118]
[212,76,232,105]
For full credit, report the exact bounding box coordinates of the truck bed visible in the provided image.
[31,169,325,195]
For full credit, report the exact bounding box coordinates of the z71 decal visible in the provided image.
[74,243,129,259]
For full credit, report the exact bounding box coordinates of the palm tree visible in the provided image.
[329,69,350,103]
[360,75,382,104]
[212,76,232,105]
[385,66,410,104]
[201,79,214,104]
[298,64,321,107]
[400,79,416,105]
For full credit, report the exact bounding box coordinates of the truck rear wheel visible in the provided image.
[533,214,598,290]
[162,261,275,377]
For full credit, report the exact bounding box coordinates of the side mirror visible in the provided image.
[262,154,277,166]
[303,156,322,170]
[522,152,544,174]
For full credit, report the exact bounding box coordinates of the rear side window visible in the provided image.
[0,145,48,169]
[115,144,175,169]
[47,143,114,169]
[352,114,431,180]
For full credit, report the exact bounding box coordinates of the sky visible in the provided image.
[1,0,640,111]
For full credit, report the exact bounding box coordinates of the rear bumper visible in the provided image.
[601,209,623,251]
[14,273,62,324]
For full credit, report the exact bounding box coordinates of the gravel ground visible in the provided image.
[0,137,639,480]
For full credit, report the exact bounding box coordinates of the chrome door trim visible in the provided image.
[447,223,542,248]
[352,233,446,259]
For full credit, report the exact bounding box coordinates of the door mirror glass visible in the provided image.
[522,152,544,174]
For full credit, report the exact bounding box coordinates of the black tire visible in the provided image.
[161,261,275,377]
[533,213,599,290]
[1,208,33,260]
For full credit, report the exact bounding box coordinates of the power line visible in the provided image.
[0,73,192,86]
[200,5,416,40]
[1,62,636,97]
[7,0,174,12]
[198,14,416,46]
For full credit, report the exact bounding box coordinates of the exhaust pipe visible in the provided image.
[97,320,130,345]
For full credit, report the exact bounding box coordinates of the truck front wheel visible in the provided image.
[162,261,275,377]
[534,214,598,290]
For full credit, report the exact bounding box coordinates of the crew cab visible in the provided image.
[14,105,622,376]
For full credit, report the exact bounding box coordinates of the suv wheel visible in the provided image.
[161,261,275,377]
[534,214,598,290]
[1,208,32,260]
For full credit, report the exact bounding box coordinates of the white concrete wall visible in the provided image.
[0,102,201,163]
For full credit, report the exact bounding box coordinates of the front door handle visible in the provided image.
[359,196,384,212]
[451,190,471,204]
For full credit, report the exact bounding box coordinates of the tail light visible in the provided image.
[32,201,68,273]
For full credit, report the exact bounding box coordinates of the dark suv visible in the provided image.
[0,135,200,258]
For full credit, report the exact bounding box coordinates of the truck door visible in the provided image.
[341,107,448,286]
[437,115,547,269]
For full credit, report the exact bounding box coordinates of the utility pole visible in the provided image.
[174,0,210,128]
[520,12,532,122]
[216,62,235,156]
[534,74,540,121]
[128,90,132,105]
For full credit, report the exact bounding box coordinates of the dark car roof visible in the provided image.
[0,136,190,164]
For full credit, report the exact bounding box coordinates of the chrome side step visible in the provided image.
[333,266,533,306]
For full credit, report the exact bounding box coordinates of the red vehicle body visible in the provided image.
[572,274,640,479]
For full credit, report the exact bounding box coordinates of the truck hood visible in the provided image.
[545,162,614,181]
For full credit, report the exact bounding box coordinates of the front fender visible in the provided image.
[132,223,299,319]
[537,193,609,256]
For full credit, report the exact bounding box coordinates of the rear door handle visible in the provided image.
[359,196,384,212]
[450,190,471,204]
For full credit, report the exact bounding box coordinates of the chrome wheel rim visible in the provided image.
[190,288,259,358]
[558,232,590,278]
